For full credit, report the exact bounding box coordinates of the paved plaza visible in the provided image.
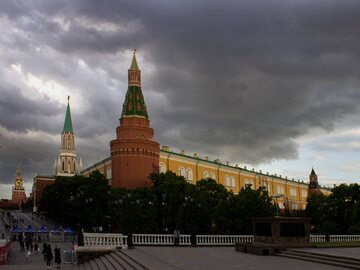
[3,242,359,270]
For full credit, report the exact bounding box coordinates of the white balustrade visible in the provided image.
[330,235,360,242]
[310,235,326,243]
[79,233,360,248]
[132,234,191,245]
[196,235,253,245]
[83,233,127,249]
[132,234,252,246]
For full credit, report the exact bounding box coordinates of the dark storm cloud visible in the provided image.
[0,0,360,187]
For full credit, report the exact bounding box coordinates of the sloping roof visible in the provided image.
[63,98,73,132]
[130,50,139,70]
[121,85,149,119]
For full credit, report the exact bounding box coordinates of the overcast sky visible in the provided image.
[1,0,360,198]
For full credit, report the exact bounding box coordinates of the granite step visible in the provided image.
[277,250,360,269]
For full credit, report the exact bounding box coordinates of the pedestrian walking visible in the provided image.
[46,244,53,268]
[54,245,61,268]
[18,234,25,252]
[42,242,48,261]
[173,228,180,246]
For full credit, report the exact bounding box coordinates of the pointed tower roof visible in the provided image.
[15,161,22,180]
[310,167,316,175]
[121,51,148,119]
[63,96,73,132]
[130,49,139,70]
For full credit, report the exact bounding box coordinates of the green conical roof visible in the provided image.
[121,85,148,119]
[63,97,73,132]
[130,50,139,70]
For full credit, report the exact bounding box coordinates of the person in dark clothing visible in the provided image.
[42,242,47,261]
[45,244,53,268]
[54,245,61,269]
[18,234,25,252]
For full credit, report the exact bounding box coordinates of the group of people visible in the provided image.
[17,234,61,268]
[41,243,61,268]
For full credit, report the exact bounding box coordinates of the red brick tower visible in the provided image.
[110,50,160,188]
[12,161,27,206]
[308,167,321,196]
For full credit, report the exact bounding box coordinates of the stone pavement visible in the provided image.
[3,243,360,270]
[123,246,349,270]
[2,241,77,270]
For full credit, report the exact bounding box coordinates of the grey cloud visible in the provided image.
[0,0,360,186]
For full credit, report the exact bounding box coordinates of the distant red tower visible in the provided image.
[12,161,27,206]
[308,167,321,196]
[110,50,160,189]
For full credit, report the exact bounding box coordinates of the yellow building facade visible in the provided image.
[82,146,330,211]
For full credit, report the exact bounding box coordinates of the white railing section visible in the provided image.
[133,234,191,245]
[330,235,360,242]
[310,235,326,242]
[196,235,253,245]
[83,233,128,249]
[75,233,360,249]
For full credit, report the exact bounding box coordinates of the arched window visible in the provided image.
[159,162,166,173]
[178,166,186,177]
[203,171,209,179]
[62,160,64,171]
[230,176,235,188]
[225,175,230,186]
[68,160,71,172]
[186,168,193,181]
[209,172,216,180]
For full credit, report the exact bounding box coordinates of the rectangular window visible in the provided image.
[290,188,297,197]
[276,185,284,195]
[301,190,307,198]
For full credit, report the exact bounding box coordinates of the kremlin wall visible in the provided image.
[5,51,330,211]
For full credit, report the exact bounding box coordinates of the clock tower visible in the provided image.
[12,161,27,206]
[308,167,321,196]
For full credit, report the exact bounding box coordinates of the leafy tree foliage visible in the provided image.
[41,171,110,230]
[306,183,360,234]
[42,171,275,234]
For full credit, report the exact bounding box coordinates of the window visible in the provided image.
[290,188,297,197]
[186,168,193,181]
[230,176,235,188]
[203,171,209,179]
[301,190,307,198]
[278,202,285,209]
[106,167,112,179]
[276,185,284,195]
[291,203,298,210]
[209,172,216,180]
[267,184,271,193]
[159,162,166,173]
[178,166,185,177]
[225,175,230,186]
[245,179,253,189]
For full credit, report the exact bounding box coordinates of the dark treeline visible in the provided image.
[41,171,274,234]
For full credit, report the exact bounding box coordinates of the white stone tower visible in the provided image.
[54,96,83,176]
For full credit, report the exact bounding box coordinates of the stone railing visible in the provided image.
[82,233,128,249]
[133,234,191,245]
[196,235,253,245]
[310,235,326,242]
[75,233,360,249]
[330,235,360,242]
[133,234,253,246]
